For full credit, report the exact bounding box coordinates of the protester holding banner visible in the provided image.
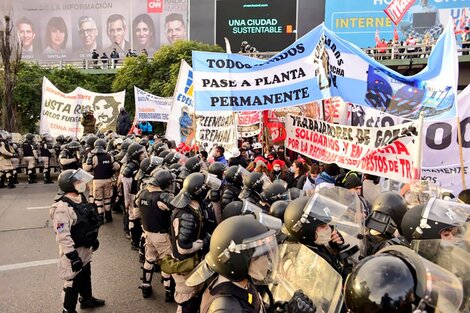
[81,110,96,135]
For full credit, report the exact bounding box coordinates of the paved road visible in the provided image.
[0,176,177,313]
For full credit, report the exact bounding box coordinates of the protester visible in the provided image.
[288,160,309,189]
[138,121,153,136]
[81,110,96,135]
[116,107,131,135]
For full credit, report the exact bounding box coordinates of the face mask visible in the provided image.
[314,226,332,246]
[248,255,270,282]
[289,167,295,173]
[75,182,87,193]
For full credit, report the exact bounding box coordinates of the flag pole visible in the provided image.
[412,112,425,182]
[456,116,467,190]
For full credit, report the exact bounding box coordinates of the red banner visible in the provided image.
[384,0,416,25]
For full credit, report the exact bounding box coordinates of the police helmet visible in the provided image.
[85,135,98,148]
[206,215,277,283]
[169,163,182,175]
[58,169,93,193]
[260,182,288,204]
[127,143,146,161]
[158,150,170,159]
[366,191,408,236]
[152,142,169,156]
[185,156,202,173]
[243,172,265,193]
[164,152,181,166]
[55,135,65,143]
[25,133,35,142]
[209,162,227,180]
[269,200,289,221]
[222,201,243,220]
[344,245,463,313]
[121,140,131,152]
[224,165,244,187]
[66,140,81,150]
[147,169,173,189]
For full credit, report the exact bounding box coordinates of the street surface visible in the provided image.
[0,174,177,313]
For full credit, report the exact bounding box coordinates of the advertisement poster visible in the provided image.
[9,0,188,61]
[215,0,297,52]
[40,77,125,137]
[325,0,468,48]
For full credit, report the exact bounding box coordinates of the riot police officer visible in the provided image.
[344,245,463,313]
[364,191,408,256]
[49,169,105,313]
[207,162,227,224]
[83,139,120,224]
[0,130,17,188]
[22,133,39,183]
[39,133,55,184]
[239,172,265,204]
[259,182,288,212]
[169,172,212,313]
[136,169,174,300]
[59,141,81,171]
[121,143,147,249]
[221,165,245,209]
[186,215,316,313]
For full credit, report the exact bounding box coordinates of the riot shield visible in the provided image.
[316,187,365,257]
[411,240,470,312]
[269,243,343,313]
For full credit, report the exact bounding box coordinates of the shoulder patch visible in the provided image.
[56,223,65,233]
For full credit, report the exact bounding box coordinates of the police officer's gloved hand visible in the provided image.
[202,233,211,250]
[92,239,99,252]
[66,250,83,272]
[86,156,93,165]
[287,290,316,313]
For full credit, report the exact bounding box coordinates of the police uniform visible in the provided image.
[59,148,80,170]
[83,150,120,223]
[49,193,104,312]
[137,187,173,299]
[22,135,39,183]
[0,134,16,188]
[121,156,142,248]
[40,135,55,183]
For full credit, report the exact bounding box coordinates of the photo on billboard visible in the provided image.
[15,15,42,60]
[215,0,297,52]
[102,12,131,55]
[159,0,189,46]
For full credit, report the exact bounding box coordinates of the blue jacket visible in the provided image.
[315,172,336,185]
[214,155,228,166]
[138,122,153,134]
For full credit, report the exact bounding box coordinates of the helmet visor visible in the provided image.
[246,231,278,285]
[415,198,470,239]
[70,169,93,193]
[254,212,282,231]
[242,200,263,214]
[236,164,250,178]
[205,173,222,191]
[150,156,164,167]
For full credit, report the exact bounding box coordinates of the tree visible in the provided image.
[112,40,223,134]
[0,15,21,131]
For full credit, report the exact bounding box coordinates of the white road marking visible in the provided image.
[26,206,50,210]
[0,259,58,272]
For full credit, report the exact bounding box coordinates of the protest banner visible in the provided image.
[192,22,458,120]
[348,84,470,194]
[285,113,422,183]
[165,60,195,145]
[238,111,261,138]
[134,87,172,122]
[384,0,416,26]
[40,77,125,138]
[195,111,238,155]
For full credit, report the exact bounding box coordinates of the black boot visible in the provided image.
[97,213,104,226]
[63,287,78,313]
[28,171,37,184]
[139,235,146,263]
[7,175,16,189]
[0,175,5,188]
[44,169,53,184]
[130,219,142,250]
[79,297,105,309]
[139,267,154,298]
[163,276,175,303]
[105,211,113,223]
[12,171,18,184]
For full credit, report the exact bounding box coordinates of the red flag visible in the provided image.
[375,28,380,46]
[384,0,416,25]
[393,26,399,42]
[263,110,286,145]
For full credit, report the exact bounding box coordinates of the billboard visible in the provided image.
[215,0,297,52]
[325,0,469,48]
[8,0,188,61]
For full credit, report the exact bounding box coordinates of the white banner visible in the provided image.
[40,77,125,138]
[195,111,238,155]
[348,85,470,194]
[285,114,422,183]
[165,60,195,145]
[134,86,171,122]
